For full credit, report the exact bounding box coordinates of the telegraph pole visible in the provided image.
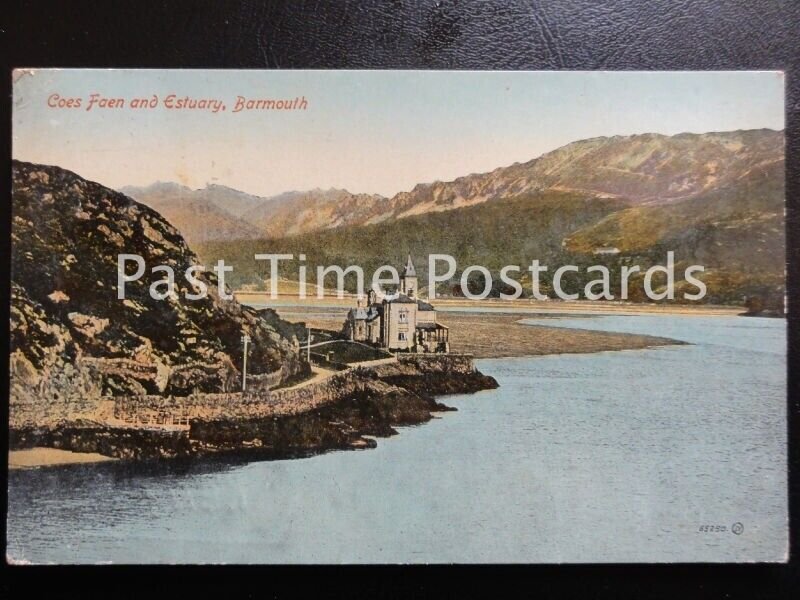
[241,334,250,392]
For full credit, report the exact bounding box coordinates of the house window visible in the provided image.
[399,309,408,323]
[398,332,406,341]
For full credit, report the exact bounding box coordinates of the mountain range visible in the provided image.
[125,128,785,307]
[119,182,266,243]
[123,129,782,241]
[121,183,389,244]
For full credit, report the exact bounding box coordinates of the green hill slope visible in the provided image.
[199,191,629,292]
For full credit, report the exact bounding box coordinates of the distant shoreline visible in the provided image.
[268,304,687,360]
[234,290,745,317]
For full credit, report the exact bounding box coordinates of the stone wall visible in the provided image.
[348,356,398,368]
[11,353,478,432]
[111,368,378,424]
[9,389,111,429]
[396,353,476,374]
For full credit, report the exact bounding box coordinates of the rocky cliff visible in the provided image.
[10,161,308,420]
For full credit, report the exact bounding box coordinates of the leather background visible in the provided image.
[4,1,800,71]
[2,0,799,597]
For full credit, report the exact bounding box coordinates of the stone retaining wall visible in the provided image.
[396,353,476,374]
[9,392,110,429]
[348,356,398,368]
[11,353,477,430]
[112,368,376,424]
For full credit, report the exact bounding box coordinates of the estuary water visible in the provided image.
[7,314,787,563]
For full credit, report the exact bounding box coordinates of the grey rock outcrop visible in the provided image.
[10,160,308,409]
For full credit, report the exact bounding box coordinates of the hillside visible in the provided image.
[120,182,265,244]
[239,188,389,238]
[123,182,389,243]
[198,191,631,290]
[11,161,307,406]
[564,159,784,262]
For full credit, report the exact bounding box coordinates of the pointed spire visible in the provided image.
[403,254,416,276]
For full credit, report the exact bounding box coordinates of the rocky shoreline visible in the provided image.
[10,360,498,465]
[191,369,497,459]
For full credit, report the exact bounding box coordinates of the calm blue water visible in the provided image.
[7,315,787,563]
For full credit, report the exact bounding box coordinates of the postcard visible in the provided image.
[7,69,787,563]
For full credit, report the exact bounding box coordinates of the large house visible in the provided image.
[342,255,450,353]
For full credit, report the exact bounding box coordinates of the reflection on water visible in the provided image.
[7,315,786,563]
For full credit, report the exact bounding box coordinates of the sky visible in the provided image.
[13,70,785,198]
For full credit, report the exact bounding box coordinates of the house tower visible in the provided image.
[400,254,418,297]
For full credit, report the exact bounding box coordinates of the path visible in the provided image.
[281,365,337,390]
